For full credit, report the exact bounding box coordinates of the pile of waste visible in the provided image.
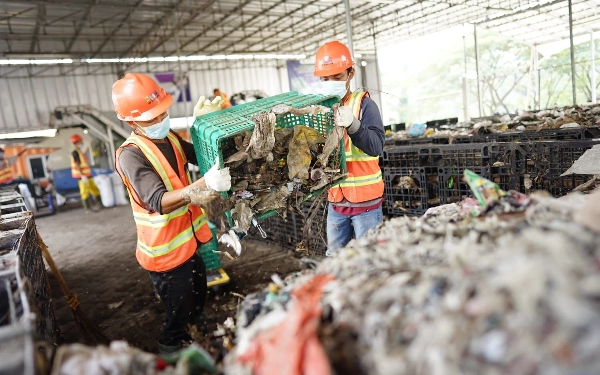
[222,104,345,234]
[474,103,600,133]
[223,171,600,375]
[50,341,218,375]
[388,103,600,141]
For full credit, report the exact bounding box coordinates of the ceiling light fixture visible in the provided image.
[0,59,73,65]
[0,54,306,66]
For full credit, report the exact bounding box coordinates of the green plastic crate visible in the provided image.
[198,222,221,271]
[190,91,343,221]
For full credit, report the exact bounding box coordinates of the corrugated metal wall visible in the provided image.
[0,60,290,133]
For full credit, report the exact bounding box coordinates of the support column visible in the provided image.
[343,0,355,57]
[592,32,597,103]
[462,77,471,122]
[568,0,577,104]
[343,0,357,88]
[533,45,540,109]
[474,25,483,117]
[372,24,383,98]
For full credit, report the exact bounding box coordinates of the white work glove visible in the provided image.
[81,175,89,184]
[203,157,231,192]
[193,96,225,117]
[334,105,361,134]
[334,105,354,128]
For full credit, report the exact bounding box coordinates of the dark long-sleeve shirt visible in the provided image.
[117,131,197,214]
[348,96,384,157]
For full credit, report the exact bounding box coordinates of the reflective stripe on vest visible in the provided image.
[0,165,13,184]
[328,91,384,203]
[115,131,212,272]
[70,149,91,178]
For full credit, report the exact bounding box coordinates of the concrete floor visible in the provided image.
[35,203,303,354]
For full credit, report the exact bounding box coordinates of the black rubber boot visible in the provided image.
[81,196,91,212]
[86,196,100,212]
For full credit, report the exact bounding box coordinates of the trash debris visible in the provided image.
[51,341,165,375]
[233,275,334,375]
[386,103,600,142]
[407,123,427,137]
[160,343,218,374]
[107,301,124,309]
[222,104,345,233]
[218,229,242,256]
[224,190,600,375]
[287,126,324,180]
[246,112,276,162]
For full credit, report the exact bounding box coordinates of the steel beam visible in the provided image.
[191,0,290,54]
[249,2,378,54]
[124,0,216,57]
[29,4,44,53]
[91,0,144,58]
[173,0,257,53]
[66,0,99,53]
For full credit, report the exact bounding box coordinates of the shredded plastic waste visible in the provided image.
[246,112,276,162]
[222,104,345,231]
[234,275,334,375]
[386,103,600,141]
[51,340,217,375]
[225,189,600,375]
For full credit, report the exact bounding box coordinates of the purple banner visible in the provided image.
[154,72,191,102]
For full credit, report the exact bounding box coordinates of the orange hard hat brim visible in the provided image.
[314,64,351,77]
[117,93,173,122]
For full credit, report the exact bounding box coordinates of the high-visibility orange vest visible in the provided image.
[0,159,13,184]
[115,131,212,272]
[70,148,92,178]
[217,92,232,109]
[328,91,384,203]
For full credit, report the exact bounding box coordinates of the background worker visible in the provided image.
[213,88,232,109]
[0,147,13,184]
[112,73,230,354]
[70,134,102,212]
[314,40,385,256]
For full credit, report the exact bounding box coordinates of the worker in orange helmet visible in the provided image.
[213,88,232,109]
[314,40,385,256]
[112,73,231,355]
[70,134,102,212]
[0,147,13,185]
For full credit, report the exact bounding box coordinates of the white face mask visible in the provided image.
[319,80,349,99]
[136,116,171,139]
[77,144,85,151]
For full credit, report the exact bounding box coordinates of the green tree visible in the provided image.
[539,39,600,107]
[380,30,533,124]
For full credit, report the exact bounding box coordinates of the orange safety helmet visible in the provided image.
[314,41,355,77]
[70,134,83,144]
[112,73,173,121]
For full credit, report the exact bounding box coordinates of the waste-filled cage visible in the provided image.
[190,91,343,221]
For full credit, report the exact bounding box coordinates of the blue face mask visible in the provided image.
[319,80,349,99]
[138,116,170,139]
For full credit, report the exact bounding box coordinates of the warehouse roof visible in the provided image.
[0,0,598,61]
